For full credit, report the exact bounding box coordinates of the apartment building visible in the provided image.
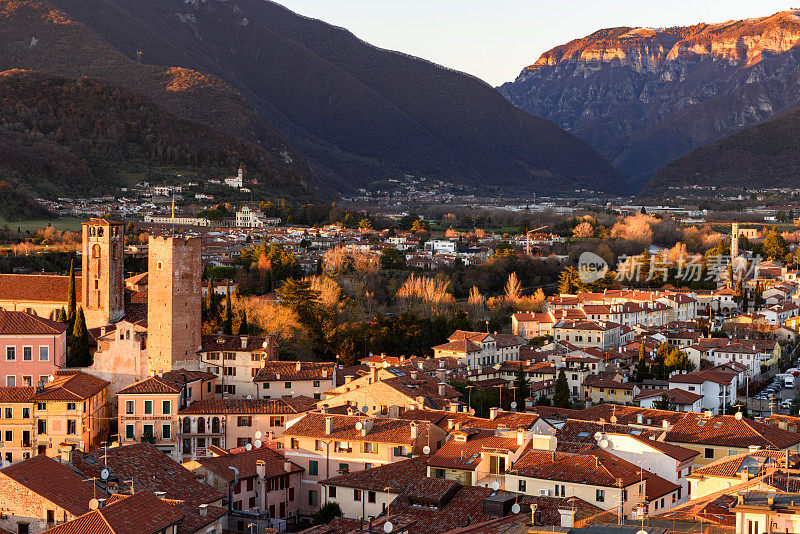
[552,320,622,350]
[253,361,336,400]
[0,310,67,388]
[198,334,279,398]
[177,396,317,461]
[117,369,216,459]
[282,412,447,513]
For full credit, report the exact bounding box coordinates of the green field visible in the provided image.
[0,217,84,232]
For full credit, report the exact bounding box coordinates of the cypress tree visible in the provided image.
[513,362,528,409]
[56,307,67,324]
[222,280,233,335]
[68,307,91,367]
[205,279,214,315]
[264,269,273,294]
[67,258,77,321]
[237,310,249,336]
[553,369,571,409]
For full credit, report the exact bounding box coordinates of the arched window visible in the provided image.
[197,417,206,433]
[183,417,191,434]
[92,244,101,258]
[97,227,104,237]
[211,417,220,433]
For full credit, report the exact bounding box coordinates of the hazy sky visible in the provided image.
[274,1,791,86]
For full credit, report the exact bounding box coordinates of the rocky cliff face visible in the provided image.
[499,11,800,190]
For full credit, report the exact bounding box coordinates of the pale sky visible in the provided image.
[273,0,792,86]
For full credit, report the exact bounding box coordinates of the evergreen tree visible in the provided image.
[635,344,650,383]
[557,266,578,294]
[68,307,91,367]
[237,310,249,336]
[222,280,233,335]
[553,369,571,409]
[205,279,214,315]
[67,259,77,321]
[513,362,529,409]
[264,269,273,294]
[653,393,676,411]
[56,306,67,324]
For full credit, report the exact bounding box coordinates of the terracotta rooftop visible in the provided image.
[0,274,81,303]
[70,443,223,506]
[43,492,185,534]
[427,429,522,471]
[191,445,302,482]
[666,413,800,450]
[319,455,429,493]
[31,370,109,401]
[199,333,278,353]
[284,413,431,445]
[253,361,334,382]
[118,369,215,395]
[0,454,99,517]
[0,386,36,403]
[0,309,67,335]
[688,450,796,479]
[178,396,317,415]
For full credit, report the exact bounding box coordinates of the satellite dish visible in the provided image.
[383,522,394,533]
[245,443,252,451]
[511,401,517,409]
[89,498,99,511]
[610,416,617,424]
[599,439,609,449]
[491,481,500,491]
[512,503,521,514]
[48,374,54,383]
[361,406,369,413]
[593,432,603,441]
[355,422,363,430]
[636,531,649,534]
[254,440,262,449]
[255,431,263,440]
[735,411,743,420]
[100,467,110,480]
[422,446,431,455]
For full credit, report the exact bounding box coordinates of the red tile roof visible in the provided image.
[70,443,223,506]
[284,413,431,445]
[253,361,334,382]
[199,333,277,353]
[117,369,215,395]
[666,413,800,450]
[43,492,185,534]
[31,371,109,401]
[0,454,98,517]
[0,386,36,402]
[192,445,301,482]
[0,274,81,303]
[320,455,428,493]
[0,310,67,335]
[178,396,317,415]
[427,429,521,471]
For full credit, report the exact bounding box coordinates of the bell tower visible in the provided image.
[81,219,125,328]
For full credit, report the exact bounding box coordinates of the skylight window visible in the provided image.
[697,420,706,427]
[576,432,590,438]
[630,429,642,435]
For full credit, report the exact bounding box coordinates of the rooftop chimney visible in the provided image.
[558,509,575,528]
[410,422,418,439]
[371,366,378,384]
[241,337,248,349]
[436,369,446,382]
[199,503,208,517]
[345,375,354,384]
[418,361,425,371]
[97,498,107,509]
[154,491,166,500]
[438,382,446,396]
[489,407,499,420]
[256,460,266,479]
[296,361,302,372]
[284,461,292,473]
[325,416,333,435]
[362,419,374,436]
[410,371,418,380]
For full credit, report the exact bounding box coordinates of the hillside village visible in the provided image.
[0,216,799,534]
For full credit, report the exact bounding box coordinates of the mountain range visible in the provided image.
[0,0,626,200]
[499,11,800,193]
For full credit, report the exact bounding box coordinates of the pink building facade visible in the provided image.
[0,311,67,388]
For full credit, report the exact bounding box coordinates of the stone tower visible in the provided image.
[731,223,739,258]
[147,235,202,373]
[81,219,125,328]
